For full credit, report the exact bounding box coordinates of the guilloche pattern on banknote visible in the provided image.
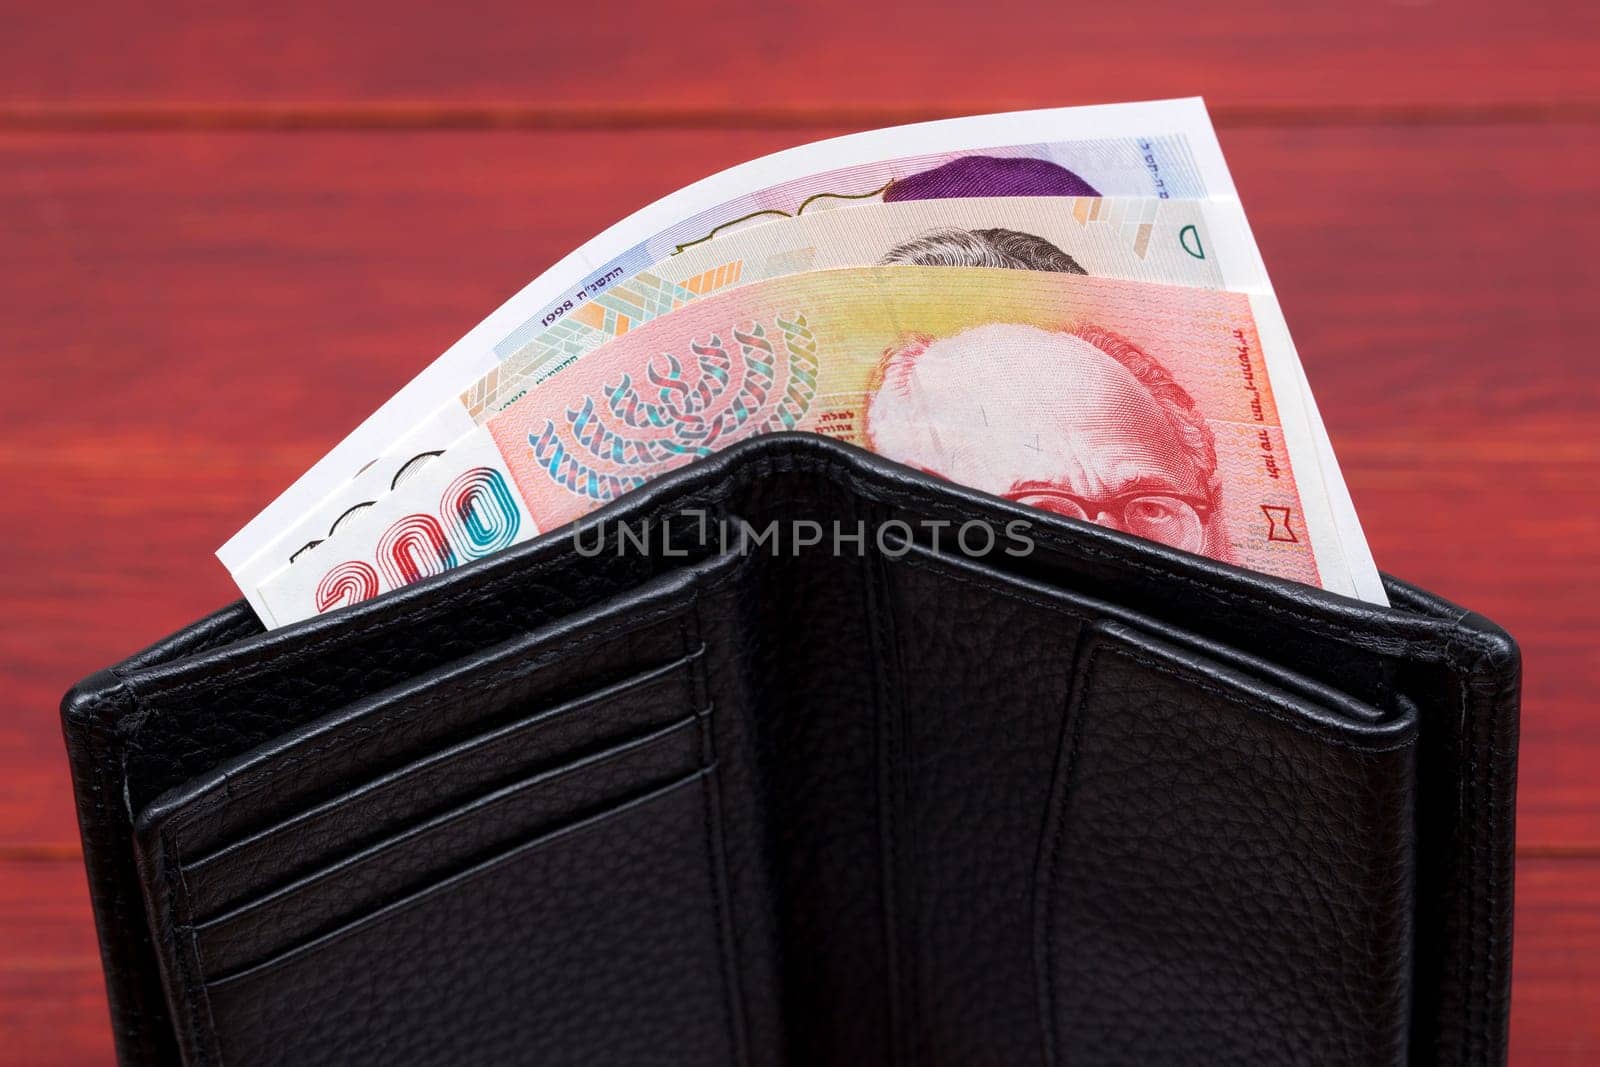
[220,100,1228,583]
[489,268,1312,584]
[465,195,1229,420]
[491,136,1208,360]
[249,195,1242,592]
[271,267,1332,626]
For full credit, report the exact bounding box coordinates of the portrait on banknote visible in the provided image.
[867,219,1225,557]
[696,154,1101,247]
[882,154,1099,200]
[878,226,1086,274]
[864,320,1228,559]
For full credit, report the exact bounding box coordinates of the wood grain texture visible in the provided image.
[0,860,115,1066]
[2,2,1598,119]
[2,125,1595,847]
[1,11,1597,1055]
[1511,859,1600,1063]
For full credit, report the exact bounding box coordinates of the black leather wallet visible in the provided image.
[62,434,1520,1066]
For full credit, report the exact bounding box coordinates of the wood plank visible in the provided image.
[1509,859,1600,1064]
[0,859,115,1066]
[0,126,826,847]
[1,124,1596,854]
[1234,123,1600,850]
[6,123,1598,846]
[2,855,1594,1064]
[2,2,1598,118]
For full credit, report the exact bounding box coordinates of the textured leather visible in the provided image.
[60,433,1520,1066]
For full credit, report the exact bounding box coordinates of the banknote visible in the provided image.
[231,195,1275,608]
[475,195,1267,417]
[220,98,1235,580]
[254,266,1366,627]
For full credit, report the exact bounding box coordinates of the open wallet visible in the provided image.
[62,434,1520,1067]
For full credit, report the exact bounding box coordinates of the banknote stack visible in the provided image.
[220,98,1387,628]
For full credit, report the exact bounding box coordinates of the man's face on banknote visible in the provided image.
[865,321,1229,559]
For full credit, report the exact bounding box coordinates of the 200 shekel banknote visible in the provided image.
[254,267,1365,627]
[220,99,1234,583]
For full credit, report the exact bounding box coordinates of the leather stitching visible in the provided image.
[154,445,1501,699]
[149,555,756,1026]
[1480,660,1518,1064]
[195,769,716,992]
[128,529,673,701]
[1108,642,1418,755]
[1446,613,1517,1066]
[867,509,913,1066]
[158,603,696,846]
[1039,632,1416,1065]
[696,764,743,1066]
[140,499,747,707]
[91,675,183,1062]
[158,826,223,1065]
[1038,637,1100,1067]
[174,651,704,869]
[177,710,707,946]
[1439,611,1501,1066]
[75,440,1518,1065]
[832,465,1479,659]
[686,592,750,1067]
[1461,669,1483,1066]
[897,551,1414,754]
[888,549,924,1067]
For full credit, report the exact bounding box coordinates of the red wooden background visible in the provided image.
[2,3,1597,1062]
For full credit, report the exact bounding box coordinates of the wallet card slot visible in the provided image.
[180,649,700,917]
[891,539,1394,728]
[191,710,709,980]
[1036,621,1416,1064]
[201,767,742,1066]
[876,539,1412,1064]
[133,554,731,859]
